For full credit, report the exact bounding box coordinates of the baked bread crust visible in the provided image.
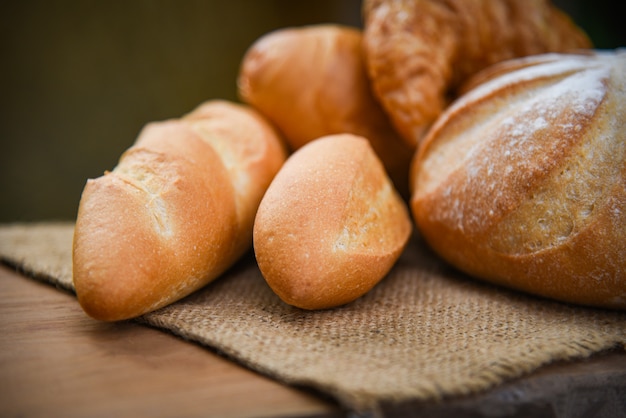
[363,0,592,148]
[73,100,286,321]
[410,51,626,309]
[254,134,412,310]
[238,24,413,197]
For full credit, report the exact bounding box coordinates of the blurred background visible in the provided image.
[0,0,623,223]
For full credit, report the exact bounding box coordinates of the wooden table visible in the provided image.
[1,263,625,418]
[0,265,342,418]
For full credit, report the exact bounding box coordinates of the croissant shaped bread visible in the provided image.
[411,50,626,309]
[363,0,593,148]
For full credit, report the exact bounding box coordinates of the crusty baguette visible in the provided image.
[254,134,412,310]
[73,100,286,321]
[410,51,626,310]
[238,24,413,198]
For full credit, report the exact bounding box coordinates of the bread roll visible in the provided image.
[238,24,413,197]
[363,0,592,148]
[254,134,412,310]
[73,100,286,321]
[410,51,626,310]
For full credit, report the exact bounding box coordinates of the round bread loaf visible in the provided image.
[254,134,412,310]
[73,100,286,321]
[363,0,592,149]
[410,51,626,310]
[238,24,413,197]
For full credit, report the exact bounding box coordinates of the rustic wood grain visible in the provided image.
[0,265,343,418]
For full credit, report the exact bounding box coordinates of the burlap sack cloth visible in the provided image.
[1,222,625,413]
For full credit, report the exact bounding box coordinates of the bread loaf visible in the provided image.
[410,51,626,310]
[363,0,592,148]
[238,24,413,197]
[254,134,412,310]
[73,100,286,321]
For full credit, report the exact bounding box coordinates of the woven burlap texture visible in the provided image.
[1,222,625,412]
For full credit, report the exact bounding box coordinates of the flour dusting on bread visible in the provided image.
[411,51,626,309]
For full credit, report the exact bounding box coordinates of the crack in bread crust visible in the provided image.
[114,149,178,238]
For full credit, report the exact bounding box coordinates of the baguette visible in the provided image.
[73,100,286,321]
[238,24,413,197]
[410,51,626,310]
[254,134,412,310]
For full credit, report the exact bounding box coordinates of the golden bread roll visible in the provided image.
[254,134,412,310]
[363,0,593,148]
[73,100,286,321]
[410,51,626,310]
[238,24,413,197]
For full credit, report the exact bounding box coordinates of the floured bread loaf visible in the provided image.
[363,0,592,148]
[73,100,286,321]
[254,134,412,310]
[410,51,626,310]
[238,24,413,197]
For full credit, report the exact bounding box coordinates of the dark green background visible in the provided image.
[0,0,623,222]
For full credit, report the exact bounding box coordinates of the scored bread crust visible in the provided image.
[410,51,626,309]
[182,101,288,256]
[362,0,592,148]
[238,24,413,197]
[254,134,412,310]
[73,100,286,321]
